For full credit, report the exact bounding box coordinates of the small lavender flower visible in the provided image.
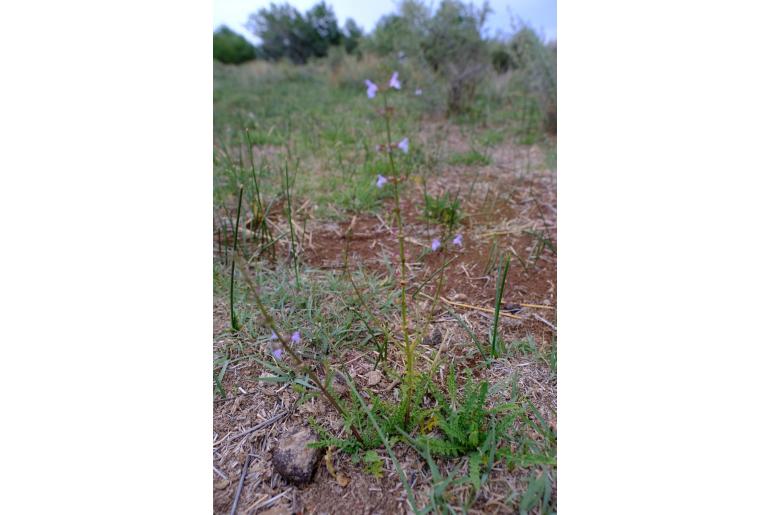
[272,348,283,360]
[431,239,441,251]
[415,88,422,96]
[376,174,388,188]
[270,331,277,340]
[389,72,401,90]
[364,79,378,99]
[452,234,463,246]
[291,331,301,343]
[397,137,409,154]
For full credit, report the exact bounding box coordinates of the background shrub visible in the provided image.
[491,46,513,73]
[508,26,557,134]
[365,0,429,57]
[213,26,256,64]
[421,0,491,115]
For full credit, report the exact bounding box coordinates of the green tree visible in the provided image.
[247,2,344,64]
[304,1,342,56]
[213,26,256,64]
[367,0,429,56]
[247,3,306,63]
[342,18,364,54]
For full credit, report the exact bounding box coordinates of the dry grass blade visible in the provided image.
[427,293,524,320]
[519,303,554,310]
[248,490,292,512]
[229,454,251,515]
[226,411,289,443]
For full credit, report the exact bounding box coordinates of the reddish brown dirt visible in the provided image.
[302,170,556,334]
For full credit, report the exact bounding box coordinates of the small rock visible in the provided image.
[214,479,230,490]
[272,428,322,486]
[366,370,383,386]
[503,302,522,314]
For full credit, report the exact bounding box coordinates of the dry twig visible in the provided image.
[229,454,252,515]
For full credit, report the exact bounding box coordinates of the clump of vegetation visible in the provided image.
[362,450,384,477]
[311,373,435,452]
[411,368,516,457]
[213,26,256,64]
[423,191,463,229]
[448,149,491,166]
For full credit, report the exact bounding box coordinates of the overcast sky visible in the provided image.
[213,0,556,44]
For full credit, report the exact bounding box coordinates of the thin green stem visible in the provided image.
[283,161,300,288]
[382,92,413,426]
[245,129,264,217]
[229,186,244,331]
[491,254,511,357]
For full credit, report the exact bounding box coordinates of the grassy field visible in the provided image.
[213,54,556,513]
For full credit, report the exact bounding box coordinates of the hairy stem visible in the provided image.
[382,92,413,426]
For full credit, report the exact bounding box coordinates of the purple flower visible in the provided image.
[291,331,301,344]
[415,88,422,96]
[272,348,283,360]
[389,72,401,90]
[376,174,388,188]
[452,234,463,246]
[270,331,277,340]
[364,79,378,99]
[397,137,409,154]
[431,239,441,251]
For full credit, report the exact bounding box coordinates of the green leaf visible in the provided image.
[363,450,384,478]
[519,472,546,514]
[469,452,481,491]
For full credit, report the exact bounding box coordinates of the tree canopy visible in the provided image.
[213,26,256,64]
[246,2,359,64]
